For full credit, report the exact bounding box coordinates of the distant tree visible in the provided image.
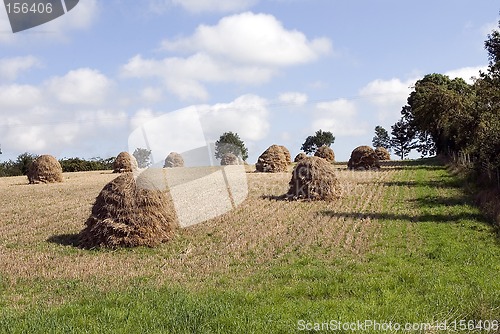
[133,148,152,168]
[301,129,335,155]
[390,118,417,160]
[215,132,248,161]
[16,152,38,175]
[372,126,391,150]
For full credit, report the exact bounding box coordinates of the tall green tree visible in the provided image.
[372,126,391,150]
[472,19,500,168]
[215,132,248,161]
[133,148,152,168]
[407,73,474,154]
[390,118,417,160]
[301,129,335,155]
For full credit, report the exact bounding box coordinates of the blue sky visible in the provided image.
[0,0,498,163]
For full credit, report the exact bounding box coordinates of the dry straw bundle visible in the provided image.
[287,156,342,201]
[294,152,307,162]
[164,152,184,168]
[78,172,176,248]
[255,144,289,173]
[27,155,63,184]
[220,152,240,165]
[113,152,138,173]
[280,145,292,164]
[314,145,335,163]
[375,147,391,161]
[347,145,380,170]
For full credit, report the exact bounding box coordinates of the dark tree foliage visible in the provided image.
[301,129,335,155]
[407,73,474,155]
[372,126,391,150]
[133,148,152,168]
[215,132,248,161]
[16,152,38,175]
[390,117,417,160]
[59,157,115,172]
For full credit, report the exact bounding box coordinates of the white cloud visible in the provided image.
[311,99,368,137]
[445,66,486,84]
[278,92,308,106]
[141,87,164,103]
[46,68,113,105]
[198,94,270,141]
[0,56,41,81]
[122,53,274,100]
[130,108,163,130]
[359,78,414,107]
[162,12,332,66]
[124,13,330,101]
[149,0,258,14]
[0,84,43,108]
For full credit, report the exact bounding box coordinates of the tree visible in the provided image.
[472,19,500,169]
[133,148,152,168]
[301,129,335,155]
[215,132,248,161]
[372,126,391,150]
[16,152,38,175]
[390,118,417,160]
[407,73,474,154]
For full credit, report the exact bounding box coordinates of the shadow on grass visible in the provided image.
[408,195,472,208]
[318,210,487,224]
[46,233,80,247]
[383,178,463,189]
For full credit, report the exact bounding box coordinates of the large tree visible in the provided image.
[472,19,500,168]
[215,132,248,161]
[406,73,474,155]
[372,125,391,150]
[301,129,335,155]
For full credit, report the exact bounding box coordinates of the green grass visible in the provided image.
[1,159,500,333]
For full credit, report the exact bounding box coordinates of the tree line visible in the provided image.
[0,153,115,177]
[373,19,500,172]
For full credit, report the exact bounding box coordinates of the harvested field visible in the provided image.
[0,160,499,332]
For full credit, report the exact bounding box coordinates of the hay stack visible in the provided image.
[280,145,292,164]
[375,147,391,161]
[347,146,380,170]
[78,173,175,248]
[113,152,138,173]
[287,156,342,201]
[164,152,184,168]
[221,152,240,165]
[27,155,63,184]
[314,145,335,162]
[294,152,307,162]
[255,144,288,173]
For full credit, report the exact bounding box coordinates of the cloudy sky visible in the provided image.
[0,0,498,163]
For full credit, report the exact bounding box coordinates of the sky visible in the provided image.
[0,0,498,164]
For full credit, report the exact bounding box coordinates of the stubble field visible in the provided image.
[0,159,499,333]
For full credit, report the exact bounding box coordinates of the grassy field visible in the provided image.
[0,159,499,333]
